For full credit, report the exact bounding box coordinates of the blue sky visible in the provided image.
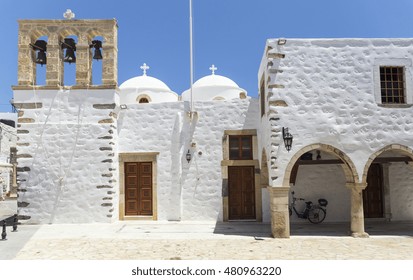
[1,0,413,112]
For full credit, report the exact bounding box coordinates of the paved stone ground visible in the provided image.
[2,221,412,260]
[13,236,413,260]
[2,200,413,260]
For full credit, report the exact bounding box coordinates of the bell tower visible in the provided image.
[12,11,120,224]
[14,10,117,88]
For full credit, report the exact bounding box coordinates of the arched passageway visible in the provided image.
[361,145,413,235]
[269,144,370,238]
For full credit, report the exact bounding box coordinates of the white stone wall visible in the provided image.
[118,98,260,221]
[181,98,260,220]
[260,38,413,185]
[13,89,119,223]
[118,101,184,220]
[290,164,350,222]
[389,163,413,221]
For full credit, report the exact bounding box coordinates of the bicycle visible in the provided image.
[289,191,328,224]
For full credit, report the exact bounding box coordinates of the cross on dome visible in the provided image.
[140,63,150,76]
[209,64,217,75]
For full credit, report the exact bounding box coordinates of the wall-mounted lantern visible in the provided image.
[282,127,293,152]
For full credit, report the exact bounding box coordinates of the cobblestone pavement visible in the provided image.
[3,221,412,260]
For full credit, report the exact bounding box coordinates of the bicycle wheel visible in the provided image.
[307,207,326,224]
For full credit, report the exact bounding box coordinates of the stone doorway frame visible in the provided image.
[221,129,262,222]
[119,152,159,221]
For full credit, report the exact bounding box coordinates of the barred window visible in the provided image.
[380,66,405,104]
[229,135,252,160]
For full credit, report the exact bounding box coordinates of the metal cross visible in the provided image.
[209,64,217,75]
[63,9,75,20]
[140,63,150,76]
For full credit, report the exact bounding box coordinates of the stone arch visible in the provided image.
[87,28,105,40]
[282,143,359,187]
[362,144,413,184]
[59,28,81,39]
[29,28,49,42]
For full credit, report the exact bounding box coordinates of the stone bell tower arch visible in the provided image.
[15,12,117,89]
[12,11,120,224]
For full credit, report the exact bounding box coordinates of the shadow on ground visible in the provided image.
[213,221,413,238]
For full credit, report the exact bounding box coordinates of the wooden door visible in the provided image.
[228,166,256,220]
[125,162,153,216]
[363,163,384,218]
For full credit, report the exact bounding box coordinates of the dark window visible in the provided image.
[260,77,265,117]
[229,135,253,160]
[380,66,405,104]
[139,97,149,103]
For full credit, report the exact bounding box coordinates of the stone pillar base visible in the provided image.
[351,232,370,238]
[268,186,290,238]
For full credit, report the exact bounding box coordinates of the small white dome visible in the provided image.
[193,74,240,89]
[119,73,178,104]
[182,73,246,102]
[119,75,171,92]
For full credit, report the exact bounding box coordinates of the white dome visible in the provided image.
[182,74,246,102]
[119,75,171,91]
[193,74,240,88]
[119,74,178,104]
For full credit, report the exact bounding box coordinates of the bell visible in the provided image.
[62,38,77,64]
[93,48,103,60]
[90,40,103,60]
[30,40,47,65]
[64,48,76,63]
[36,51,47,66]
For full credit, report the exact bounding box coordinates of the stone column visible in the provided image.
[101,27,118,87]
[268,186,290,238]
[76,33,92,86]
[17,44,36,86]
[46,34,64,87]
[102,45,117,86]
[347,183,369,238]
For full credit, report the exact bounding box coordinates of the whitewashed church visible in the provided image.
[12,14,413,238]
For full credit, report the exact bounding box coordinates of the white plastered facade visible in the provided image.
[259,38,413,237]
[11,17,413,238]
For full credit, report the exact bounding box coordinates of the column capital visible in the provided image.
[346,182,367,190]
[267,186,290,194]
